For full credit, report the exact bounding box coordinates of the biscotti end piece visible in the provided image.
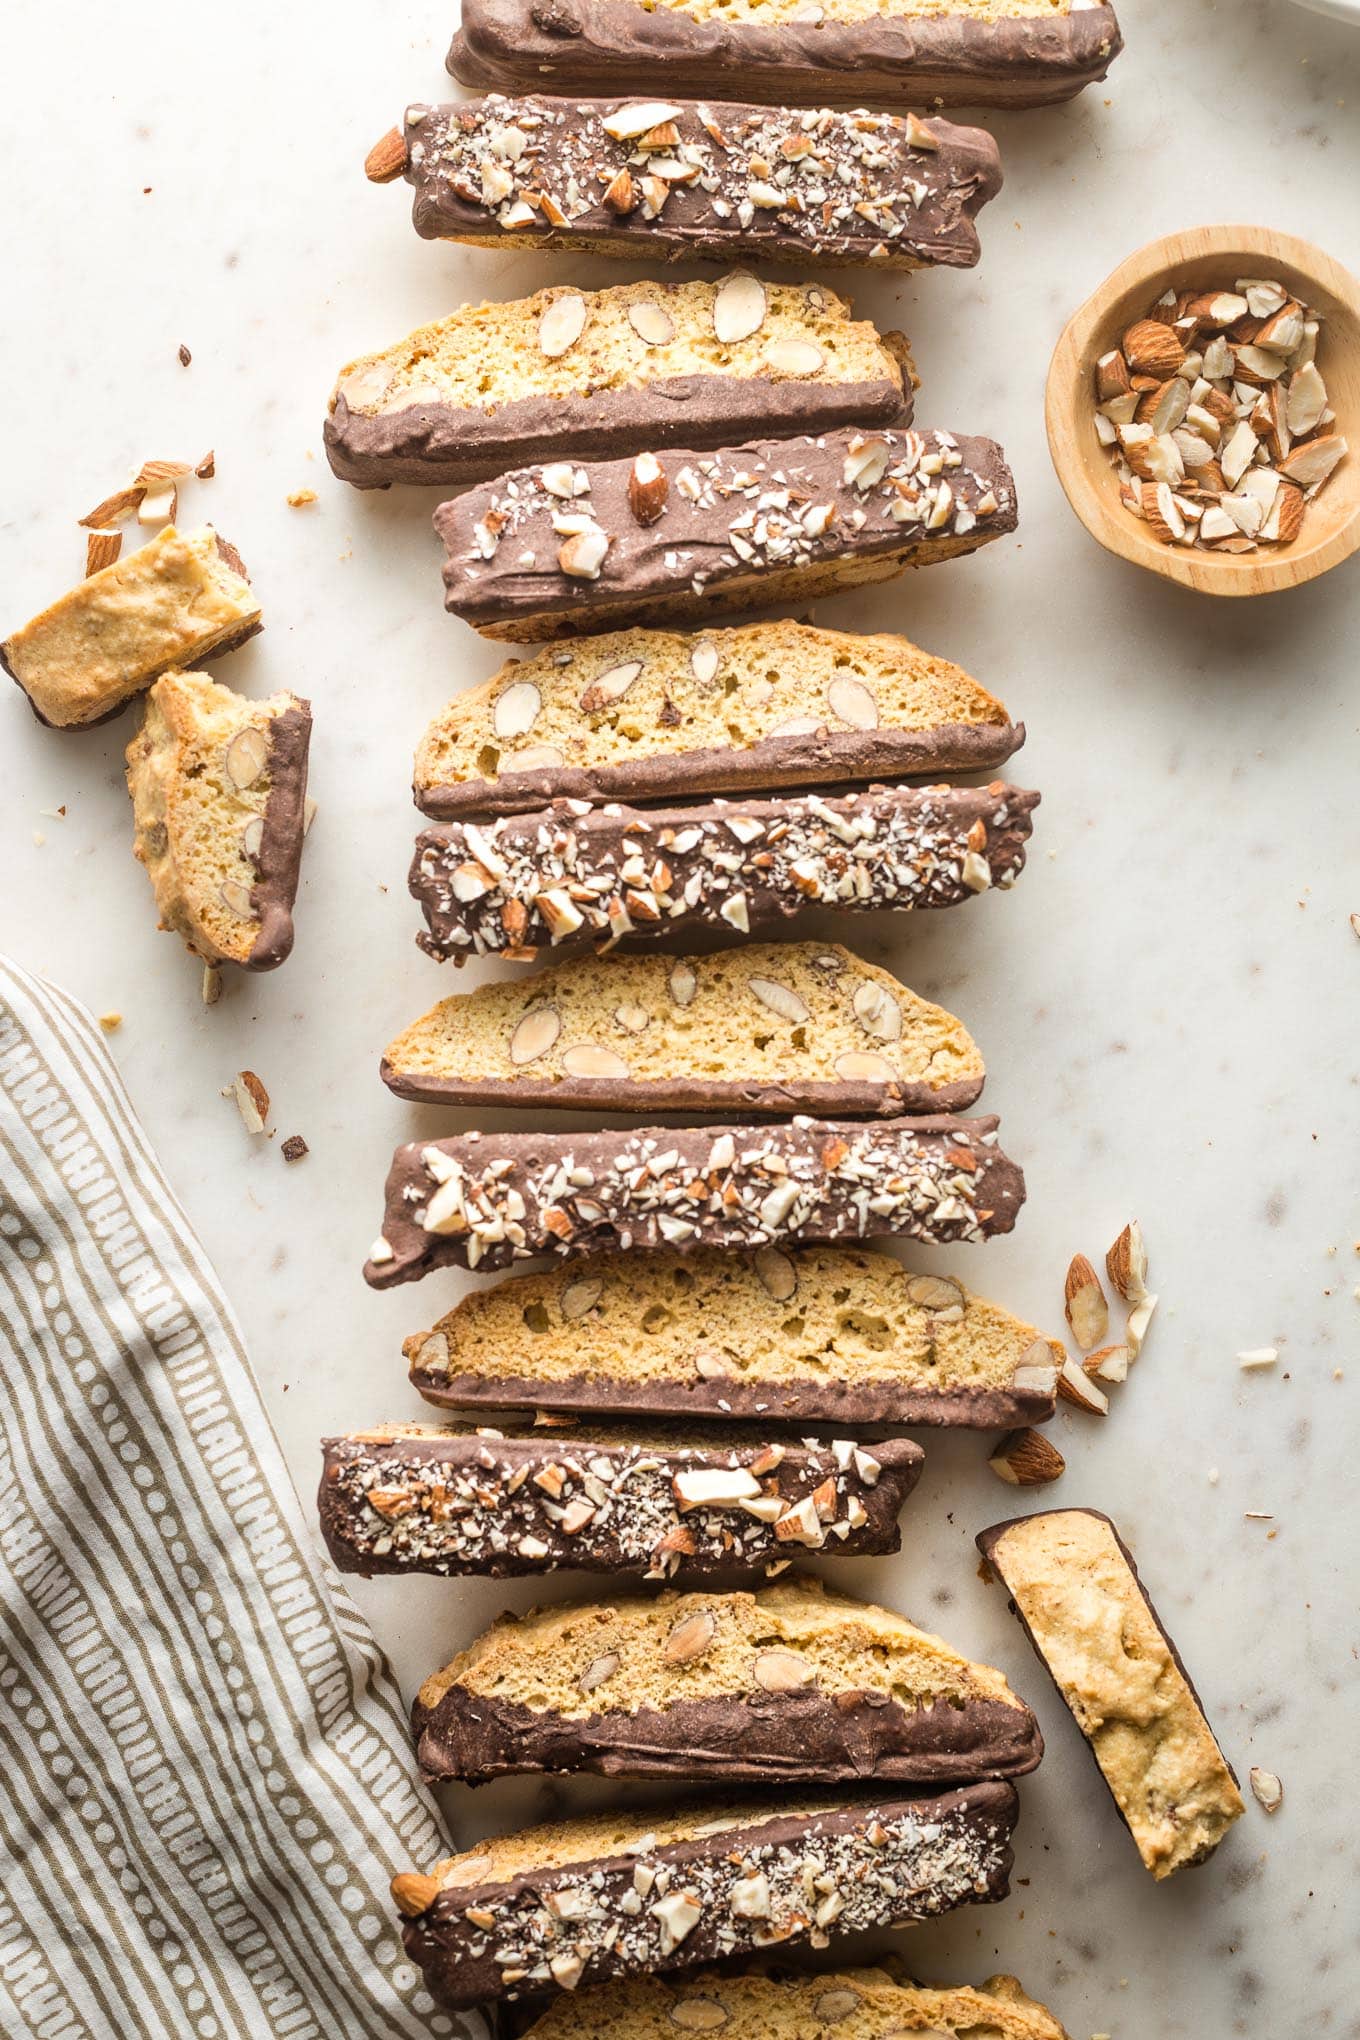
[407,1244,1060,1428]
[393,97,1003,271]
[381,942,985,1116]
[366,1115,1025,1288]
[319,1423,923,1581]
[394,1783,1018,2010]
[516,1969,1071,2039]
[326,276,911,489]
[125,670,311,970]
[977,1508,1244,1879]
[414,619,1023,818]
[413,1573,1043,1787]
[435,425,1016,641]
[447,1,1123,112]
[3,526,262,729]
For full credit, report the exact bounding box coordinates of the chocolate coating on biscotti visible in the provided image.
[398,1784,1018,2011]
[448,0,1122,110]
[364,1114,1025,1288]
[246,703,311,969]
[410,781,1038,964]
[435,425,1016,639]
[415,1683,1041,1789]
[328,373,910,491]
[397,96,1002,270]
[319,1428,923,1581]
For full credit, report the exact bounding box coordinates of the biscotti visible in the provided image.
[373,97,1003,272]
[407,1245,1061,1428]
[366,1115,1025,1288]
[319,1423,924,1580]
[447,0,1123,111]
[381,943,985,1116]
[977,1509,1244,1879]
[125,671,311,971]
[412,1574,1043,1786]
[3,526,261,729]
[326,276,913,489]
[436,425,1016,639]
[515,1968,1070,2038]
[415,619,1024,818]
[411,782,1038,963]
[392,1783,1019,2010]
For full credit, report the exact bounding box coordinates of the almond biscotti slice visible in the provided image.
[125,670,311,971]
[513,1969,1071,2039]
[412,1574,1043,1787]
[406,1245,1060,1428]
[3,526,261,728]
[326,276,913,489]
[977,1510,1244,1879]
[392,1783,1019,2011]
[435,425,1016,640]
[447,0,1123,111]
[371,97,1003,273]
[412,782,1038,964]
[414,620,1023,818]
[381,943,984,1117]
[366,1116,1025,1289]
[319,1423,924,1580]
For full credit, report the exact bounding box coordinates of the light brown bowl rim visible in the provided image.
[1045,224,1360,598]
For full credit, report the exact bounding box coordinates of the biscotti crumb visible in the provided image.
[287,488,319,507]
[98,1012,122,1033]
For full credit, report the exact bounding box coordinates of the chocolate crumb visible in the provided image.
[281,1135,309,1163]
[178,343,192,367]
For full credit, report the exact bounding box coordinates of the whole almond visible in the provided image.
[988,1427,1066,1486]
[364,127,409,183]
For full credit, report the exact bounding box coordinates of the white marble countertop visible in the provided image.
[5,1,1360,2032]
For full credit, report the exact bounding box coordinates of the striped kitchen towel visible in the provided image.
[0,956,487,2040]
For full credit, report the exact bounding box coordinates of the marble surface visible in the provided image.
[5,1,1360,2032]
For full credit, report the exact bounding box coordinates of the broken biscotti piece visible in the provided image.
[515,1969,1071,2040]
[412,1574,1043,1787]
[436,425,1016,640]
[326,276,914,489]
[411,781,1038,963]
[446,0,1123,111]
[977,1509,1244,1879]
[125,671,312,971]
[415,619,1024,818]
[408,1245,1061,1427]
[318,1423,924,1581]
[381,942,986,1117]
[393,1783,1019,2011]
[373,97,1002,272]
[2,526,261,729]
[365,1115,1025,1289]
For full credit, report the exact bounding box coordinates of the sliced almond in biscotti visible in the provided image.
[381,941,984,1116]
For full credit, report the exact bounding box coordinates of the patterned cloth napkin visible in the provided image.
[0,957,486,2040]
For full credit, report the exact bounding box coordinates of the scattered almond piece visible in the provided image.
[1056,1354,1109,1416]
[1086,1344,1131,1384]
[196,450,215,480]
[201,965,223,1007]
[287,488,319,508]
[85,530,122,576]
[98,1012,122,1033]
[988,1428,1066,1487]
[1237,1347,1278,1370]
[231,1070,270,1135]
[78,484,145,529]
[1125,1291,1159,1358]
[1249,1766,1283,1814]
[1106,1219,1150,1302]
[1351,912,1360,939]
[178,343,192,367]
[1064,1253,1109,1350]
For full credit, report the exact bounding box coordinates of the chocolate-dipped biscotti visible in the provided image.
[446,0,1123,111]
[514,1968,1071,2040]
[319,1423,924,1580]
[414,619,1024,818]
[977,1509,1244,1880]
[412,1574,1043,1786]
[411,781,1037,963]
[125,671,311,971]
[392,1784,1019,2011]
[327,276,913,489]
[370,97,1002,272]
[3,526,261,729]
[436,425,1016,639]
[381,942,985,1117]
[365,1115,1025,1288]
[408,1245,1060,1427]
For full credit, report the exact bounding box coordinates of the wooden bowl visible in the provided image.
[1046,225,1360,597]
